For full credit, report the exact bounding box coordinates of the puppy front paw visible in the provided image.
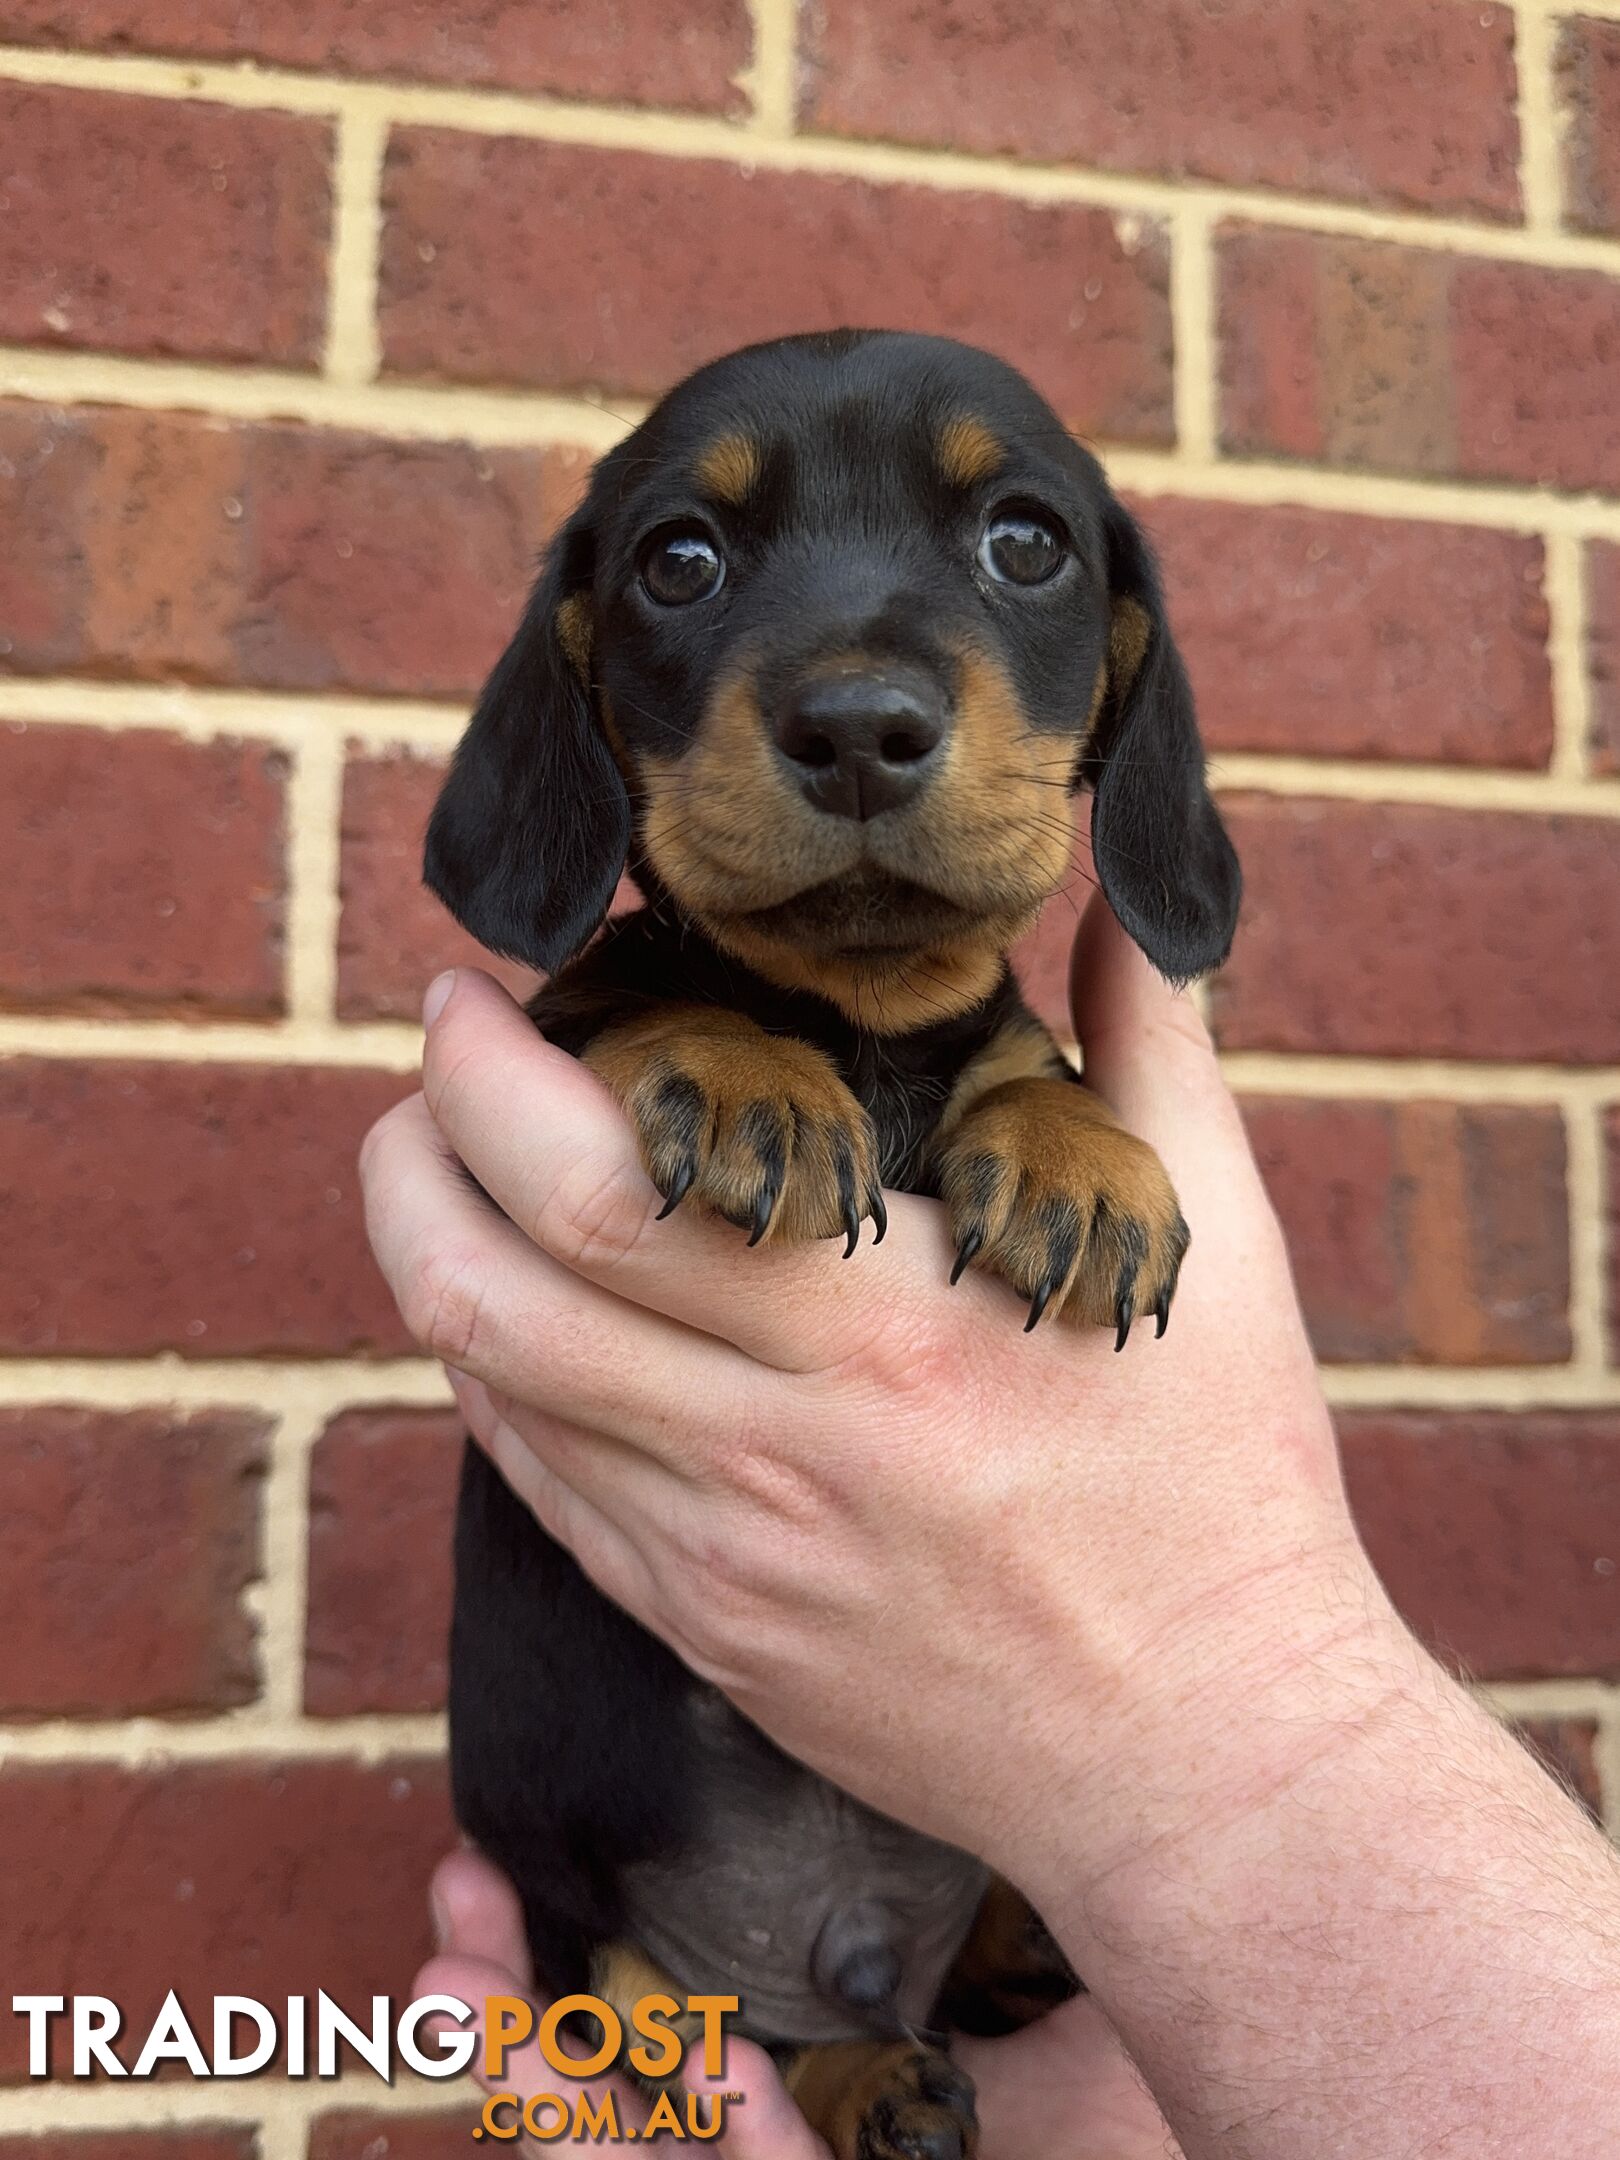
[936,1077,1187,1343]
[585,1006,884,1249]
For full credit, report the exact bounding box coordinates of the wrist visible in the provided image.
[986,1532,1413,1917]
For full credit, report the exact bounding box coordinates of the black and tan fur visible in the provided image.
[426,331,1240,2160]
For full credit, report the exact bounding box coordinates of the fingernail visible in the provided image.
[430,1885,450,1949]
[422,970,456,1029]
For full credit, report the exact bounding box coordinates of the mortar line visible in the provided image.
[11,684,1620,816]
[1565,1100,1611,1376]
[743,0,798,136]
[283,728,346,1028]
[1512,0,1565,232]
[1544,528,1597,778]
[254,1410,322,1721]
[324,104,387,386]
[0,1711,448,1766]
[1169,201,1218,460]
[17,340,1620,536]
[1482,1677,1620,1720]
[9,41,1620,273]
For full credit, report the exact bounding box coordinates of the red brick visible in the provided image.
[0,1407,266,1718]
[1608,1108,1620,1359]
[0,403,581,699]
[0,83,329,366]
[804,0,1519,220]
[0,0,749,114]
[378,136,1174,439]
[0,2136,255,2160]
[1136,498,1553,767]
[1339,1411,1620,1679]
[0,723,287,1017]
[1587,540,1620,776]
[1217,224,1620,492]
[1560,15,1620,236]
[1245,1097,1569,1366]
[1211,796,1620,1063]
[0,1758,452,2081]
[305,1408,461,1716]
[0,1060,412,1356]
[337,752,538,1020]
[1511,1717,1604,1821]
[309,2109,480,2157]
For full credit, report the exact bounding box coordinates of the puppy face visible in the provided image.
[427,331,1239,1029]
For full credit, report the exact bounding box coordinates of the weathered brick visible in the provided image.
[1136,498,1553,766]
[0,0,748,111]
[1245,1098,1570,1366]
[804,0,1519,220]
[1587,540,1620,776]
[1511,1717,1604,1822]
[1211,796,1620,1063]
[0,1060,412,1356]
[337,752,537,1020]
[305,1409,461,1716]
[1560,15,1620,236]
[0,1759,453,2081]
[0,403,581,699]
[1217,224,1620,492]
[378,136,1174,438]
[0,82,329,366]
[0,2136,256,2160]
[309,2110,480,2157]
[1339,1411,1620,1679]
[0,1407,266,1718]
[0,723,287,1016]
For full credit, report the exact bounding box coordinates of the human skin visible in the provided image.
[363,881,1620,2159]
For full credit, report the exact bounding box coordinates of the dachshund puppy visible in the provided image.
[426,329,1240,2160]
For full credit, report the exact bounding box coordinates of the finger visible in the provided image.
[447,1370,669,1625]
[363,1090,764,1454]
[419,967,943,1372]
[414,1951,649,2140]
[430,1847,533,1985]
[1066,846,1264,1224]
[685,2035,830,2160]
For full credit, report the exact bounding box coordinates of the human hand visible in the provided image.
[415,1849,1181,2160]
[362,864,1395,1918]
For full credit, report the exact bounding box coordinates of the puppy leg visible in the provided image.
[934,1016,1187,1342]
[785,2038,979,2160]
[932,1876,1081,2039]
[585,1004,884,1249]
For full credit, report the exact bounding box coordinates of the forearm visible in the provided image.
[1016,1584,1620,2160]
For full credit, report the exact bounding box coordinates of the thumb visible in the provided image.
[1066,881,1257,1217]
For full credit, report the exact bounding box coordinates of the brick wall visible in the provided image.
[2,1,1618,2147]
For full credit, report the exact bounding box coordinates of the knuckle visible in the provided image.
[401,1242,492,1367]
[538,1152,660,1276]
[357,1094,420,1183]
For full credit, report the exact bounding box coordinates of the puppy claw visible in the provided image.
[842,1193,863,1259]
[656,1159,696,1220]
[950,1228,983,1287]
[1154,1291,1170,1339]
[1024,1272,1061,1333]
[1113,1297,1134,1353]
[747,1176,781,1248]
[868,1186,888,1245]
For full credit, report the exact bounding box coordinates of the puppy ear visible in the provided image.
[424,509,629,974]
[1083,495,1241,984]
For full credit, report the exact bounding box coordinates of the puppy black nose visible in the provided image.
[773,673,947,820]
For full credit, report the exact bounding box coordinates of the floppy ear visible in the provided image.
[424,508,629,975]
[1083,495,1241,984]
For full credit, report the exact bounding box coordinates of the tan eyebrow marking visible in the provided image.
[938,414,1003,487]
[694,434,763,506]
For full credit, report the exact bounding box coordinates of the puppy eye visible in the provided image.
[978,508,1066,587]
[640,525,725,606]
